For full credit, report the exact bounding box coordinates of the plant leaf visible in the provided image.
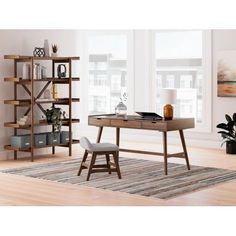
[216,123,229,131]
[227,121,235,132]
[217,131,232,137]
[221,140,227,147]
[225,114,232,122]
[233,113,236,122]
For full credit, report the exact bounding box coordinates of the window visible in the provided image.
[153,30,211,131]
[88,33,129,115]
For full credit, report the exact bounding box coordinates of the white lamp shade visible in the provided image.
[160,89,177,104]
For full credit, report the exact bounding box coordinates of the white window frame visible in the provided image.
[80,30,134,123]
[150,30,212,133]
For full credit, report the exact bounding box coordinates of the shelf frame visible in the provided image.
[3,55,80,161]
[4,139,80,152]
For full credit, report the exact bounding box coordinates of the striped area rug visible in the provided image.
[2,157,236,199]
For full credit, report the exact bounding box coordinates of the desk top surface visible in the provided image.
[88,114,195,131]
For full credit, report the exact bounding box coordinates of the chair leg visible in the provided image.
[87,153,97,181]
[106,154,111,174]
[77,150,88,176]
[113,151,121,179]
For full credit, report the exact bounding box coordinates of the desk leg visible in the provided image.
[96,126,103,143]
[163,131,168,175]
[116,128,120,146]
[179,130,191,170]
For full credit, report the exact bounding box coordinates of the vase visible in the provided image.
[22,63,30,80]
[51,52,57,57]
[44,39,50,56]
[226,141,236,154]
[115,101,127,116]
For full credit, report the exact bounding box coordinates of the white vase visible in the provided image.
[51,52,58,57]
[44,39,50,56]
[22,63,30,79]
[115,101,127,116]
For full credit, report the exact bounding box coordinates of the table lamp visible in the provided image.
[160,89,177,120]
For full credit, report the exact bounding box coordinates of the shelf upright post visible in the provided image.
[69,59,72,156]
[13,59,17,160]
[52,60,55,155]
[30,57,34,161]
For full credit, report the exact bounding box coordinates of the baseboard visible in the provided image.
[0,150,8,161]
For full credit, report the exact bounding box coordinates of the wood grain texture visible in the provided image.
[4,55,80,60]
[3,55,80,161]
[91,116,193,175]
[88,115,195,131]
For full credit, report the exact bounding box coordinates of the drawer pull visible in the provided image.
[152,121,156,123]
[123,120,128,122]
[97,118,102,120]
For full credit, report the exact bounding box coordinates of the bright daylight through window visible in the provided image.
[154,31,207,126]
[88,34,127,115]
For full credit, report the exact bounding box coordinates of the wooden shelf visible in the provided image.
[4,55,31,60]
[4,98,80,106]
[4,139,80,152]
[34,77,80,83]
[4,99,31,106]
[36,98,80,104]
[38,119,80,126]
[4,77,80,84]
[4,122,31,129]
[4,55,80,61]
[33,56,80,61]
[4,77,30,84]
[4,145,31,152]
[3,54,80,161]
[4,119,80,129]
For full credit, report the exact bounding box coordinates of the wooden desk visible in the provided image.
[88,115,195,175]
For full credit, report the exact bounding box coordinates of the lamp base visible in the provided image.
[163,104,173,120]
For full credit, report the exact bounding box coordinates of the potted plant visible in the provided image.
[216,113,236,154]
[44,107,66,132]
[51,44,58,57]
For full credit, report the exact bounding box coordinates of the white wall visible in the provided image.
[212,30,236,136]
[0,30,83,159]
[1,29,236,160]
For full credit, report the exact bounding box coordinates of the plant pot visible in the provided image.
[226,141,236,154]
[51,52,57,57]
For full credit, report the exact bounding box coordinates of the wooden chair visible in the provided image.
[77,137,122,181]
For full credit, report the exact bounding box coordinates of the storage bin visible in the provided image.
[60,131,72,144]
[46,132,60,145]
[34,133,47,147]
[11,135,31,149]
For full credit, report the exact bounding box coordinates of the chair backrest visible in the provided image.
[80,136,93,151]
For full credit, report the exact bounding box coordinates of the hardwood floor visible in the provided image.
[0,141,236,206]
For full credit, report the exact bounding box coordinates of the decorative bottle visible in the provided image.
[44,39,50,57]
[51,84,58,99]
[115,100,127,116]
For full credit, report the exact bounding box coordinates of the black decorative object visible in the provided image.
[226,141,236,154]
[216,113,236,154]
[57,64,67,78]
[33,47,45,57]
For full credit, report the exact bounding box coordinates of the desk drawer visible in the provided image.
[142,120,165,131]
[110,119,141,128]
[88,117,110,126]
